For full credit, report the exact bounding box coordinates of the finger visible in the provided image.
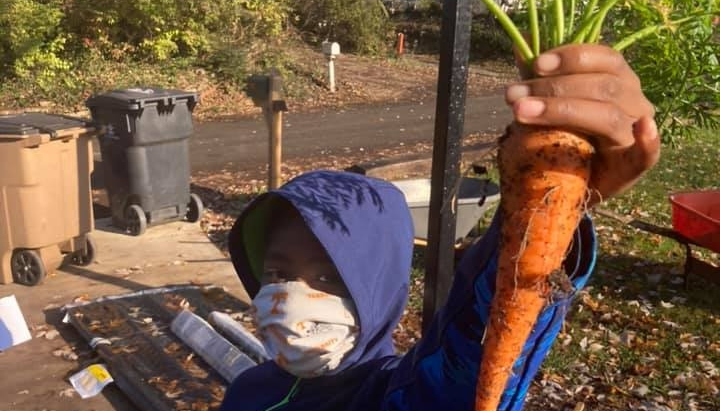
[533,44,639,86]
[513,96,635,144]
[630,116,661,171]
[505,74,654,118]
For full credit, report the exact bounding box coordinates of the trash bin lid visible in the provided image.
[0,113,90,138]
[85,88,198,111]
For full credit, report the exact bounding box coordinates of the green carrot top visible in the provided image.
[479,0,709,69]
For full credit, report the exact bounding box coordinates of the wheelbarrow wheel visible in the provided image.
[71,235,96,267]
[11,249,46,286]
[186,193,204,223]
[125,205,147,236]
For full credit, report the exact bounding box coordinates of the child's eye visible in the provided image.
[264,269,286,282]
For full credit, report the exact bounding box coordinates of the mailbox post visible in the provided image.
[322,41,341,93]
[246,68,288,189]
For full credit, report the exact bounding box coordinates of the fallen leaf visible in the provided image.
[588,343,604,353]
[579,336,588,351]
[44,330,60,340]
[662,321,682,329]
[73,294,90,303]
[58,388,75,398]
[621,331,636,347]
[561,334,573,347]
[606,330,621,345]
[670,296,687,304]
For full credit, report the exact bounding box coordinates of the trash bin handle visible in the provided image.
[57,114,91,124]
[477,178,491,207]
[33,125,59,139]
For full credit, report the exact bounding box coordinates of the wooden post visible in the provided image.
[328,58,336,93]
[247,69,287,190]
[269,109,283,190]
[397,33,405,56]
[267,69,287,190]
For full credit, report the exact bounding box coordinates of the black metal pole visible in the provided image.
[422,0,473,334]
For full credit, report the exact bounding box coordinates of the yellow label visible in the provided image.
[87,364,111,382]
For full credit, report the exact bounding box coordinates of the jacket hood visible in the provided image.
[228,170,415,372]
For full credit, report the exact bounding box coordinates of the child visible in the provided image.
[220,44,659,411]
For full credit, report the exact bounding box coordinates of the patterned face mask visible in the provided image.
[251,281,359,378]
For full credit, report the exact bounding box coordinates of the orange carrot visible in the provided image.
[474,123,594,411]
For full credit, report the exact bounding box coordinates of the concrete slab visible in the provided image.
[0,218,248,411]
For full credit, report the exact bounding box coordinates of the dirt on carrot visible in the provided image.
[474,124,594,411]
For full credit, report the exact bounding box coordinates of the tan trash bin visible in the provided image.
[0,113,97,286]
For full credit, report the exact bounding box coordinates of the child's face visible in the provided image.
[262,213,350,298]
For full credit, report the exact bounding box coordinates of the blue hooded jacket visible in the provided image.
[221,170,596,411]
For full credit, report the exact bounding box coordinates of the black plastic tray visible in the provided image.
[64,285,250,411]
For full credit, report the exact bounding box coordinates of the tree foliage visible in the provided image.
[0,0,396,89]
[292,0,391,55]
[0,0,292,83]
[0,0,69,87]
[609,0,720,143]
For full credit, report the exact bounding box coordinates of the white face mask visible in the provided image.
[252,281,359,378]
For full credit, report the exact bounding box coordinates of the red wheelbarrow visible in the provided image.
[596,189,720,287]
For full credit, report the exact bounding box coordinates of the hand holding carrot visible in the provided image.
[505,44,661,205]
[476,44,661,411]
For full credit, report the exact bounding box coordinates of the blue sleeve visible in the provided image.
[382,212,597,411]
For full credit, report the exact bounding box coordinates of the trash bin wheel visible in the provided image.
[11,249,47,286]
[71,235,96,266]
[186,193,204,223]
[125,204,147,236]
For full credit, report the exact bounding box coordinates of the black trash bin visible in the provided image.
[86,88,203,236]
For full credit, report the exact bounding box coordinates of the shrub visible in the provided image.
[63,0,290,61]
[293,0,391,55]
[0,0,71,88]
[470,16,514,61]
[203,36,250,86]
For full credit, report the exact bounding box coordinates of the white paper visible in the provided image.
[171,310,257,382]
[69,364,114,399]
[209,311,269,362]
[0,295,32,350]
